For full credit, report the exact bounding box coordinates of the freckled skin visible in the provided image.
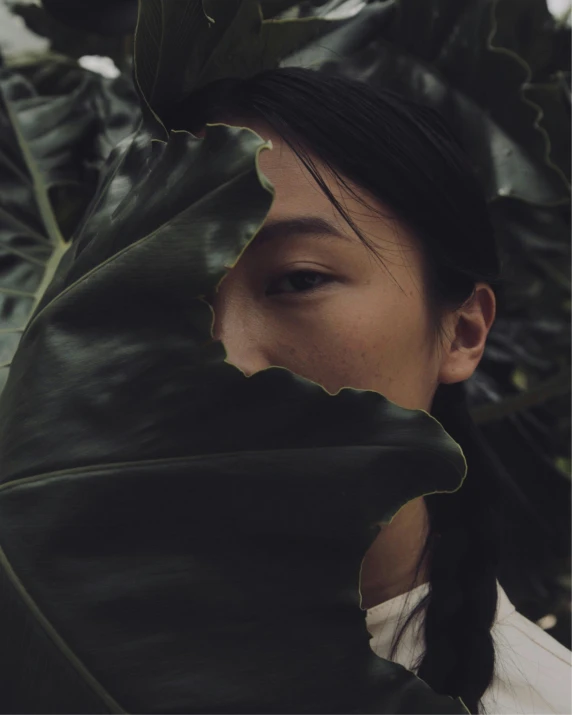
[209,119,496,608]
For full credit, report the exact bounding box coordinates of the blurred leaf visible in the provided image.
[490,0,571,79]
[6,52,141,204]
[41,0,138,35]
[134,0,348,136]
[555,456,571,476]
[8,1,133,70]
[281,0,569,205]
[471,366,571,423]
[260,0,301,17]
[0,69,70,393]
[523,78,571,181]
[0,55,140,392]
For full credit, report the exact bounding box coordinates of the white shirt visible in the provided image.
[365,580,572,714]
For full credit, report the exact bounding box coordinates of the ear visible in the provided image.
[437,283,496,385]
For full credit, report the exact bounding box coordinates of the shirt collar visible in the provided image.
[365,580,516,628]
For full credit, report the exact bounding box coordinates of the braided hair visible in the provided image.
[388,380,502,714]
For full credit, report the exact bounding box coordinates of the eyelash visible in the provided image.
[265,270,334,297]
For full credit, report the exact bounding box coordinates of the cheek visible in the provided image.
[264,298,435,408]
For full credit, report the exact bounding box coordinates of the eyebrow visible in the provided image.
[252,216,354,248]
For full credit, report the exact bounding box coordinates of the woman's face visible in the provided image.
[210,119,495,411]
[208,119,496,605]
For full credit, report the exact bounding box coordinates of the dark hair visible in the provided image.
[169,67,511,714]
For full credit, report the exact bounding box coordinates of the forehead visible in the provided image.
[253,122,342,220]
[210,114,373,218]
[220,116,422,259]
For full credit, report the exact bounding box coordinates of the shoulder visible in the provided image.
[482,584,572,715]
[364,581,571,714]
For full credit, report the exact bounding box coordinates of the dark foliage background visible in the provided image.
[0,0,570,652]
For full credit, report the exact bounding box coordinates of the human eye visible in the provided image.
[265,270,335,297]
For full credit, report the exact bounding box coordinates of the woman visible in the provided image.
[171,67,572,714]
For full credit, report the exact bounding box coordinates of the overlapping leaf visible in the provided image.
[134,0,349,135]
[278,0,569,204]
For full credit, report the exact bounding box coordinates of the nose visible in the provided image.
[209,289,270,378]
[215,328,271,377]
